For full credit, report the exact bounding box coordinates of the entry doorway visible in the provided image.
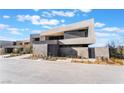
[88,48,95,58]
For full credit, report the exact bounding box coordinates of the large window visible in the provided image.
[13,42,16,45]
[48,36,64,40]
[60,44,88,48]
[34,38,40,41]
[64,28,88,39]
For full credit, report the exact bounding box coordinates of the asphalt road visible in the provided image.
[0,58,124,84]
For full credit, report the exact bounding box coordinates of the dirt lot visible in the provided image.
[0,58,124,84]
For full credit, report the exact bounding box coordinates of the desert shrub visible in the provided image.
[23,46,32,54]
[13,48,23,54]
[107,40,124,59]
[94,60,101,64]
[110,58,124,65]
[83,61,92,64]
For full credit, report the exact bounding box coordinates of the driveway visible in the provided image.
[0,58,124,84]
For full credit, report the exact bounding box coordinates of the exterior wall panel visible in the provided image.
[95,47,109,58]
[59,37,95,45]
[33,44,48,56]
[60,47,88,58]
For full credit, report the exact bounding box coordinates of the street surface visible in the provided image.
[0,58,124,84]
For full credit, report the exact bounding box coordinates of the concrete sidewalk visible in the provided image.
[8,54,32,59]
[0,54,11,59]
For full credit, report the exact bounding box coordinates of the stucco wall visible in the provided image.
[95,47,109,58]
[60,47,88,58]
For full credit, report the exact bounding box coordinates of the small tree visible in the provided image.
[106,40,124,59]
[117,45,124,58]
[13,48,23,54]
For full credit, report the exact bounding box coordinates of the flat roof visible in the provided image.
[40,18,94,36]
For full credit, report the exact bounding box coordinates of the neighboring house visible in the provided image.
[31,19,109,58]
[0,40,13,48]
[0,40,14,54]
[0,40,30,54]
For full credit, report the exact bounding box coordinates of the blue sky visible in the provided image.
[0,9,124,47]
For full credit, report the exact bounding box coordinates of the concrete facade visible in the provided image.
[30,19,109,59]
[60,47,88,58]
[33,44,48,57]
[95,47,109,58]
[33,44,59,57]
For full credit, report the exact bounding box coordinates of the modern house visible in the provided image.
[0,40,30,54]
[31,19,109,59]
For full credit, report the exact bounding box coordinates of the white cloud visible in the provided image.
[7,27,22,35]
[30,15,41,25]
[101,27,120,32]
[41,10,77,17]
[102,27,119,31]
[51,10,75,17]
[16,15,40,23]
[0,24,9,30]
[82,13,87,16]
[95,22,106,28]
[41,10,76,17]
[33,9,40,12]
[21,28,29,31]
[32,30,41,33]
[0,36,8,40]
[41,11,52,17]
[40,19,60,25]
[61,19,65,23]
[79,9,92,13]
[61,24,66,26]
[42,25,52,29]
[96,32,118,37]
[0,36,15,41]
[41,9,92,18]
[11,30,22,35]
[16,15,60,26]
[16,15,29,22]
[96,32,110,37]
[3,15,10,19]
[94,24,124,47]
